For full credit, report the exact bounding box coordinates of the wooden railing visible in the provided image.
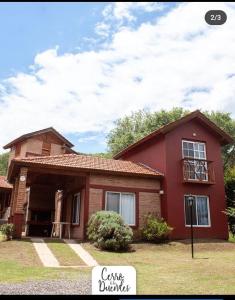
[182,158,215,184]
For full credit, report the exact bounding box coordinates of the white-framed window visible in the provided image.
[184,195,211,227]
[182,140,206,160]
[105,191,136,226]
[72,193,81,224]
[182,140,208,181]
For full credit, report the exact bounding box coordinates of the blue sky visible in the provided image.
[0,2,234,154]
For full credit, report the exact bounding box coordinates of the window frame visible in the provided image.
[105,191,136,226]
[182,140,207,160]
[182,140,208,181]
[72,192,81,225]
[184,194,211,228]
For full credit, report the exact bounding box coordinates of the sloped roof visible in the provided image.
[114,110,234,159]
[11,154,163,178]
[0,176,12,190]
[3,127,74,149]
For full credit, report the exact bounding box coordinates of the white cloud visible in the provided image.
[102,2,164,23]
[0,2,235,150]
[95,22,111,37]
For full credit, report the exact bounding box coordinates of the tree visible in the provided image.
[0,152,9,176]
[107,107,189,156]
[107,108,235,174]
[224,167,235,236]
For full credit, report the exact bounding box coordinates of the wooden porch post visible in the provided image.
[54,190,63,237]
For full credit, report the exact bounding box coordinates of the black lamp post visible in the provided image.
[188,195,194,259]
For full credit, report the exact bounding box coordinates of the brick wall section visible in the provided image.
[15,167,28,213]
[90,174,160,189]
[139,192,161,227]
[88,188,103,218]
[88,174,161,236]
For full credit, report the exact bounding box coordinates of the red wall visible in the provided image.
[119,119,228,240]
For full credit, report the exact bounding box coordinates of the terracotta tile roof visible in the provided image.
[13,154,163,177]
[0,176,12,189]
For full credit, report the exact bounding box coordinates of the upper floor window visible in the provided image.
[182,140,206,160]
[182,140,209,181]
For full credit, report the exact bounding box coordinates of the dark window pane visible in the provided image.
[106,192,120,213]
[197,197,209,225]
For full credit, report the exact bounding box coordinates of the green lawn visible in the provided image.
[82,240,235,294]
[0,239,90,283]
[45,238,85,266]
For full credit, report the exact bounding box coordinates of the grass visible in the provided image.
[82,239,235,294]
[0,239,90,283]
[45,238,85,266]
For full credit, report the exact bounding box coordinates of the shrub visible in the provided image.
[0,223,14,240]
[141,213,173,243]
[87,211,133,251]
[223,207,235,237]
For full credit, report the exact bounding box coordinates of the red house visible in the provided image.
[3,110,233,240]
[114,110,233,239]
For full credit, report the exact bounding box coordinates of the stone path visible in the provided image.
[31,238,60,267]
[64,239,99,267]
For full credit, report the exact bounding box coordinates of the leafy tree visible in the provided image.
[0,152,9,176]
[224,167,235,235]
[107,107,189,156]
[204,111,235,172]
[89,152,112,159]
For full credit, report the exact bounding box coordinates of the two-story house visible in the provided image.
[3,110,233,240]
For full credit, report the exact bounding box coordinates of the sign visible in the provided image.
[92,266,136,295]
[20,175,26,182]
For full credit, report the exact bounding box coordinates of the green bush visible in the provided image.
[87,211,133,251]
[0,223,14,240]
[141,213,173,243]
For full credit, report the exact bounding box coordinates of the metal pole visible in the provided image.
[190,203,194,259]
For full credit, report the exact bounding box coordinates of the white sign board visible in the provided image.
[92,266,136,295]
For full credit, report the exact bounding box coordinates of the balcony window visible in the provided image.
[182,140,209,182]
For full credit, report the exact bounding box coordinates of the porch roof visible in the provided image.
[9,154,163,179]
[0,176,12,190]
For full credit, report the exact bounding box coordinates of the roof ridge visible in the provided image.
[14,153,77,161]
[17,153,148,164]
[3,127,74,149]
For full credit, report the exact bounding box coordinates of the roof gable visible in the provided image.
[3,127,74,149]
[114,110,234,159]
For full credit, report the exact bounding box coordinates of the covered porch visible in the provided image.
[9,165,89,239]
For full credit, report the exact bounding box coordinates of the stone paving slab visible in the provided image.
[31,238,60,267]
[64,239,99,267]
